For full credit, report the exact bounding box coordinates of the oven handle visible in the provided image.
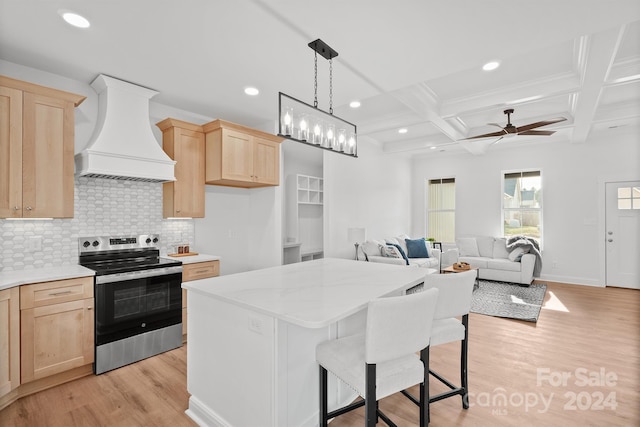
[95,266,183,284]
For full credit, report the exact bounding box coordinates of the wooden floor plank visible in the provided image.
[0,282,638,426]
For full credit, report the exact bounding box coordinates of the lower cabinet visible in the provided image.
[20,277,94,383]
[182,260,220,340]
[0,288,20,399]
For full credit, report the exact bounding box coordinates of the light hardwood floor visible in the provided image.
[1,282,638,426]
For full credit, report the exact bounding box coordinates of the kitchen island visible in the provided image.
[182,258,432,427]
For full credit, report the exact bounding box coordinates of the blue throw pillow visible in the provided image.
[387,243,410,265]
[405,238,430,258]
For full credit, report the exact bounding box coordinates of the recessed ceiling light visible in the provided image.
[244,87,259,96]
[349,101,361,108]
[398,128,408,134]
[430,146,437,150]
[482,61,500,71]
[59,10,90,28]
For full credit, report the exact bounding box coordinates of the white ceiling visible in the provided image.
[1,0,639,157]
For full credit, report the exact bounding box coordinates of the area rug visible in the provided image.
[470,279,547,322]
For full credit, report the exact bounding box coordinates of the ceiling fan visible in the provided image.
[462,109,567,141]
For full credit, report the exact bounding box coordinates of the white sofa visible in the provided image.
[358,234,441,270]
[451,236,537,285]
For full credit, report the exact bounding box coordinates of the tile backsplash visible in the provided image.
[0,177,194,271]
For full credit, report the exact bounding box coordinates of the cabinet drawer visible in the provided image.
[182,261,219,282]
[20,276,94,309]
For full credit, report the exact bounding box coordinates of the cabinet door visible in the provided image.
[22,92,75,218]
[166,127,205,217]
[221,129,254,183]
[0,288,20,397]
[253,136,280,186]
[0,86,23,218]
[21,298,94,383]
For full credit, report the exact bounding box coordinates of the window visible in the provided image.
[617,186,640,209]
[427,178,455,243]
[503,170,541,241]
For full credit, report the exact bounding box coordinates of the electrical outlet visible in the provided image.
[248,317,263,334]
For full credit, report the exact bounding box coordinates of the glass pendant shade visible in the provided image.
[278,92,357,157]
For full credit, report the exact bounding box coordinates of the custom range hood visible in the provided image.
[75,74,176,182]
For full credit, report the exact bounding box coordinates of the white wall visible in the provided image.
[323,137,414,259]
[411,127,640,286]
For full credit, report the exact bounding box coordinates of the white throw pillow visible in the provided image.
[493,238,510,259]
[476,236,494,258]
[362,240,383,258]
[508,246,529,262]
[395,234,410,256]
[380,244,401,258]
[457,237,480,257]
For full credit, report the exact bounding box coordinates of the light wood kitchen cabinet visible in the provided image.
[181,260,220,340]
[0,288,20,399]
[203,119,281,188]
[157,118,205,218]
[20,277,94,384]
[0,76,85,219]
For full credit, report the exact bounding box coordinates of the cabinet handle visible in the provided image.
[26,206,33,211]
[194,269,210,274]
[87,307,93,310]
[13,206,20,210]
[49,290,72,296]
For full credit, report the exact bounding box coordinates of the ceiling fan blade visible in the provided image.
[516,117,567,132]
[518,130,555,136]
[461,129,507,140]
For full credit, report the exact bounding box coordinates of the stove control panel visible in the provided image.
[78,234,161,253]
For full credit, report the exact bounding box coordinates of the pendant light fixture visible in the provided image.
[278,39,357,157]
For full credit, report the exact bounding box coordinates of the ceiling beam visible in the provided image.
[570,26,625,143]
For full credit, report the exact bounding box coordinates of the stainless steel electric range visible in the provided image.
[78,234,183,374]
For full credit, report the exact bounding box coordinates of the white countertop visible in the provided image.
[162,254,221,264]
[183,258,429,328]
[0,265,96,291]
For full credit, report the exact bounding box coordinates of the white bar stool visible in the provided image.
[316,287,439,426]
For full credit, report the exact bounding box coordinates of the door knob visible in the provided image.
[608,239,613,243]
[608,231,613,235]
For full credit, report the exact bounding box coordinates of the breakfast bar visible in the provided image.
[182,258,431,427]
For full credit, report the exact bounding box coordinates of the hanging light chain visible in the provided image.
[329,58,333,115]
[313,51,318,108]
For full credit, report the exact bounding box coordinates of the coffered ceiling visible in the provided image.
[1,0,639,157]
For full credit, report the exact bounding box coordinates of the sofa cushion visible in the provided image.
[405,238,430,258]
[409,257,439,269]
[493,238,510,259]
[508,247,529,262]
[487,258,522,272]
[457,238,480,257]
[476,236,495,258]
[459,256,489,269]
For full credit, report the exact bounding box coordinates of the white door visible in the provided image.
[605,181,640,289]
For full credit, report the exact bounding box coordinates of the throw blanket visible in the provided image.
[506,235,543,277]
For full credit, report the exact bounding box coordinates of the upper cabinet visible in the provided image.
[0,76,85,219]
[203,120,281,188]
[157,118,205,218]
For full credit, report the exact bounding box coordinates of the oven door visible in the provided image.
[95,270,182,346]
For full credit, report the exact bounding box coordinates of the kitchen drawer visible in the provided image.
[20,276,94,309]
[182,260,219,282]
